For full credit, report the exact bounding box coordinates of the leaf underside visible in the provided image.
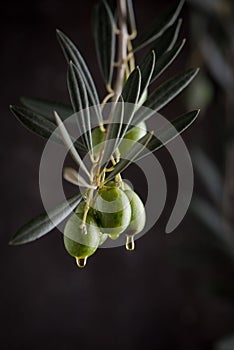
[20,96,73,121]
[56,29,102,124]
[67,62,93,153]
[106,109,199,180]
[9,194,82,245]
[10,105,87,157]
[134,0,185,50]
[93,0,116,85]
[131,67,199,128]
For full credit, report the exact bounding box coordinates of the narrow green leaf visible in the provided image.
[132,68,199,127]
[105,0,117,15]
[134,18,182,54]
[145,68,199,111]
[63,167,96,189]
[122,66,141,104]
[105,110,199,180]
[105,131,153,183]
[93,1,116,85]
[126,0,136,36]
[20,96,73,121]
[10,105,59,140]
[67,62,92,153]
[150,19,182,56]
[56,29,102,123]
[9,194,82,245]
[134,0,185,50]
[10,105,87,156]
[136,110,200,160]
[54,111,90,178]
[139,50,155,97]
[120,66,141,139]
[101,97,124,167]
[151,39,186,82]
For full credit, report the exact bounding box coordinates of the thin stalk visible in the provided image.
[93,0,129,183]
[114,0,128,102]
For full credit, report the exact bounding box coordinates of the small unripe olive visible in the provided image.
[64,202,100,267]
[124,189,146,235]
[118,121,147,157]
[94,181,131,239]
[122,185,146,251]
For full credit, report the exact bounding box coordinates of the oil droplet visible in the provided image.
[126,235,135,251]
[76,257,87,268]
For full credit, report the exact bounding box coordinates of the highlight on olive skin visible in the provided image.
[9,0,200,269]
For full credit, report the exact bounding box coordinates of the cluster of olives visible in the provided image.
[64,121,147,268]
[63,181,146,268]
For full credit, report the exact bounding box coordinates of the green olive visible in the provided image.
[123,188,146,251]
[64,202,100,267]
[91,126,105,155]
[118,121,147,157]
[122,181,133,191]
[94,181,131,239]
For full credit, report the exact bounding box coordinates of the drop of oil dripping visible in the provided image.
[126,235,135,251]
[76,257,87,268]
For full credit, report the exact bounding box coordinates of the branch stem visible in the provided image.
[114,0,128,102]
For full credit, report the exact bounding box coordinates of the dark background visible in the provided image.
[1,0,234,349]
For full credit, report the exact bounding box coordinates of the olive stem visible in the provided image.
[114,0,128,103]
[127,39,135,73]
[90,0,131,187]
[101,92,115,110]
[81,187,94,233]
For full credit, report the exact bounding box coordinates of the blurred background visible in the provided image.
[1,0,234,349]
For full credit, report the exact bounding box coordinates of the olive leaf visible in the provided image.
[20,96,73,121]
[150,39,186,82]
[101,96,124,168]
[115,67,142,149]
[63,167,96,189]
[134,18,182,55]
[131,68,199,127]
[136,110,200,160]
[105,131,153,183]
[56,29,102,124]
[106,0,117,15]
[10,105,87,156]
[150,19,182,57]
[54,111,90,179]
[93,0,116,86]
[121,66,141,104]
[134,0,185,50]
[138,50,156,98]
[145,68,199,111]
[67,62,93,154]
[9,193,82,245]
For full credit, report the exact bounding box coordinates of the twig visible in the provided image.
[114,0,128,102]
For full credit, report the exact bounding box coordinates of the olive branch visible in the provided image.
[9,0,199,260]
